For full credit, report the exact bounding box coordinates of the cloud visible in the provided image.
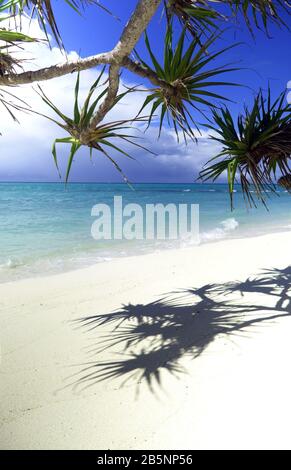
[0,17,222,183]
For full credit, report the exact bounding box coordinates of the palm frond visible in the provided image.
[200,89,291,208]
[0,11,38,72]
[226,0,291,35]
[0,86,30,128]
[278,174,291,191]
[37,69,152,182]
[0,27,36,42]
[4,0,112,49]
[137,26,239,142]
[166,1,291,37]
[165,0,221,37]
[0,51,22,74]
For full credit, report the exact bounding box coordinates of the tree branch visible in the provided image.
[0,0,163,137]
[0,54,172,93]
[111,0,162,60]
[0,1,164,91]
[90,64,120,127]
[0,52,111,86]
[80,64,120,142]
[87,0,162,131]
[123,57,174,94]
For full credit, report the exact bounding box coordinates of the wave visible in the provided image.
[200,218,239,243]
[0,258,23,270]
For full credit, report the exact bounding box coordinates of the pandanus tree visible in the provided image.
[0,0,290,205]
[200,91,291,207]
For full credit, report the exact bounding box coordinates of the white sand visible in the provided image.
[0,231,291,450]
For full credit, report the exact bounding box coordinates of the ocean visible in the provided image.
[0,182,290,283]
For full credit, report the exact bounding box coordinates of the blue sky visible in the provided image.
[0,1,290,182]
[54,1,291,101]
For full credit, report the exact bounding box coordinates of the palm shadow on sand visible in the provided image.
[73,266,291,393]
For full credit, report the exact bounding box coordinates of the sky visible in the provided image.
[0,0,290,183]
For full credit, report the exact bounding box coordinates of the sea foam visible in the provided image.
[200,218,239,242]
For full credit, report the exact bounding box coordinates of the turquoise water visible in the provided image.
[0,182,290,282]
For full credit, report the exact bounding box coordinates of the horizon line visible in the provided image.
[0,181,229,185]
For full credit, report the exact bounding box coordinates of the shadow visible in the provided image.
[73,266,291,393]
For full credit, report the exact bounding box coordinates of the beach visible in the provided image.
[1,230,291,450]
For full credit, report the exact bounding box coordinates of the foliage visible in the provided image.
[278,174,291,191]
[226,0,291,34]
[165,0,221,38]
[0,5,37,124]
[0,87,29,125]
[1,0,110,48]
[37,68,152,182]
[165,1,291,37]
[0,0,289,205]
[200,90,291,207]
[0,6,37,74]
[137,26,238,141]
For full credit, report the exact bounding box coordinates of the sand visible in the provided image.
[0,231,291,450]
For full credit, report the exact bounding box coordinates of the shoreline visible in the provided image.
[1,230,291,449]
[1,226,291,286]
